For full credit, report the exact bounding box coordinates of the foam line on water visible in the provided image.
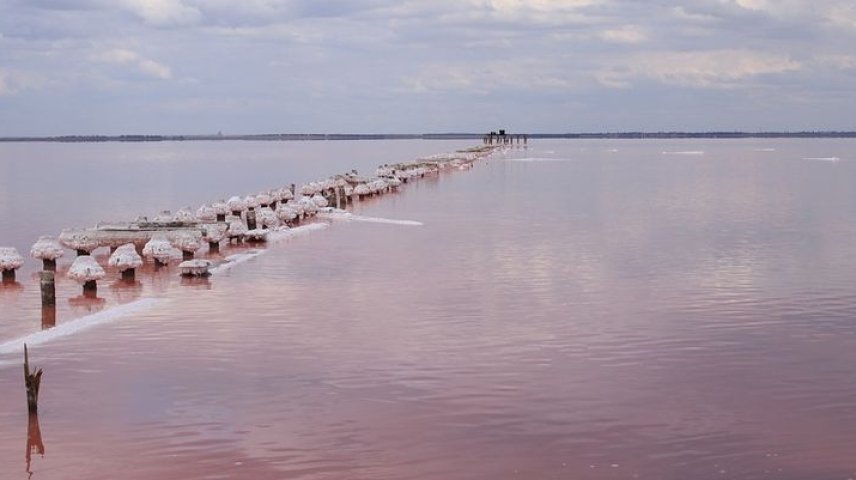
[803,157,841,162]
[210,224,329,274]
[317,210,423,226]
[662,151,704,156]
[754,148,776,152]
[0,298,165,359]
[507,157,570,163]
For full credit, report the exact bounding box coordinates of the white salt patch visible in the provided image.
[0,298,164,360]
[803,157,841,162]
[209,250,264,275]
[754,148,776,152]
[662,151,704,156]
[507,157,570,163]
[316,210,422,226]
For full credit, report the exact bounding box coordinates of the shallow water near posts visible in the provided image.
[2,138,856,479]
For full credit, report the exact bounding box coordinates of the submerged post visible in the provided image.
[23,345,42,414]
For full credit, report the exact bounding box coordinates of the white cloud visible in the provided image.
[91,48,172,79]
[0,68,44,95]
[403,59,575,94]
[119,0,201,27]
[599,25,648,44]
[597,50,802,88]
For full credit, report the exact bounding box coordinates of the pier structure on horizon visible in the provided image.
[483,129,527,146]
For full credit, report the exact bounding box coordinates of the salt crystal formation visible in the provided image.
[256,207,280,228]
[201,223,227,243]
[178,259,211,277]
[244,229,270,242]
[212,201,229,215]
[142,237,174,264]
[244,195,259,209]
[59,229,100,253]
[256,192,272,207]
[227,216,248,239]
[311,193,329,208]
[279,188,294,202]
[172,231,201,253]
[196,205,217,222]
[0,247,25,271]
[276,204,298,222]
[173,207,196,223]
[30,236,65,261]
[108,243,143,271]
[67,255,106,283]
[227,196,247,213]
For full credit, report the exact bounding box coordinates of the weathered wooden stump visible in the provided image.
[2,269,14,282]
[208,241,220,253]
[83,280,97,297]
[121,269,135,281]
[42,259,57,271]
[24,345,42,414]
[39,271,55,307]
[246,210,258,230]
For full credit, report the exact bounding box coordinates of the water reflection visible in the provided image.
[68,295,106,313]
[179,276,212,290]
[109,279,143,303]
[41,306,56,330]
[0,279,24,298]
[26,413,45,479]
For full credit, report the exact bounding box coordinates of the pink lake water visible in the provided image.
[2,138,856,479]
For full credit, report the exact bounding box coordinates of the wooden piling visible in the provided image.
[2,269,14,282]
[182,250,194,261]
[246,210,257,230]
[83,280,97,297]
[23,345,42,414]
[216,213,226,222]
[208,241,220,253]
[42,259,56,271]
[121,268,135,281]
[39,271,55,307]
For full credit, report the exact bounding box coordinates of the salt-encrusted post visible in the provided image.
[39,271,55,307]
[68,255,105,296]
[23,345,42,414]
[30,237,64,271]
[0,247,24,282]
[108,244,143,281]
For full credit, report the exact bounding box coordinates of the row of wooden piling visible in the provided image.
[9,144,503,422]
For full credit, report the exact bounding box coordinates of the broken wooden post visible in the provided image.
[24,345,42,414]
[26,411,45,476]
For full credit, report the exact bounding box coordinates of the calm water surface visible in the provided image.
[2,139,856,479]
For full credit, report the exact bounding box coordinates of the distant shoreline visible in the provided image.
[1,132,856,143]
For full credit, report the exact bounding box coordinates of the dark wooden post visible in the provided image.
[39,272,55,307]
[83,280,97,297]
[2,269,14,282]
[24,345,42,414]
[42,259,56,271]
[246,210,257,230]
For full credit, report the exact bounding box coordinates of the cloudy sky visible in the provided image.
[0,0,855,135]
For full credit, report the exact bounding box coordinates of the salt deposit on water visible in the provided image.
[0,298,164,359]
